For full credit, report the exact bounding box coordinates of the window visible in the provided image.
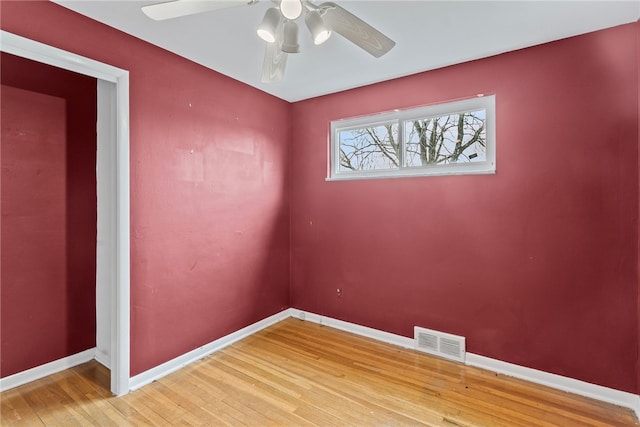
[329,95,495,180]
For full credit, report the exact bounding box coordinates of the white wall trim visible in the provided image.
[128,309,294,391]
[466,353,639,415]
[96,80,115,371]
[0,32,122,83]
[95,348,111,369]
[1,30,131,397]
[292,309,640,419]
[112,67,131,397]
[290,309,415,349]
[0,349,96,392]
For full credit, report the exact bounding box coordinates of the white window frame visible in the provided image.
[328,95,496,181]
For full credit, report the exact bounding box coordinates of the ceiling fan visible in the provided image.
[141,0,395,83]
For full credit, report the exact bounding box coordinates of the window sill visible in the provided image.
[326,167,496,182]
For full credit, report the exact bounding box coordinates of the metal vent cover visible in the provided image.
[414,326,466,363]
[417,331,438,351]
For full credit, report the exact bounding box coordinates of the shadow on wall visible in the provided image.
[127,84,292,375]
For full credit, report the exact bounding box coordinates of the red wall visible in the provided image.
[1,54,97,377]
[2,1,638,395]
[291,23,639,393]
[637,20,640,396]
[1,1,291,376]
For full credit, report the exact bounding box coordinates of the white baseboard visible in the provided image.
[466,353,639,414]
[291,309,415,349]
[129,309,293,391]
[94,348,111,369]
[292,309,640,420]
[0,348,96,392]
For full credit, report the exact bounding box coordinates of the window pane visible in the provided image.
[404,109,486,167]
[338,123,399,172]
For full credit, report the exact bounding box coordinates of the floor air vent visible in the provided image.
[414,327,466,363]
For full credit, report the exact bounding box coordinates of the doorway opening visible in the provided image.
[0,31,130,396]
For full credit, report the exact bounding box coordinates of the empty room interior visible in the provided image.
[1,0,640,425]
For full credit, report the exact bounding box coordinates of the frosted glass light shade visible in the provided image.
[257,8,280,43]
[280,0,302,20]
[305,10,331,45]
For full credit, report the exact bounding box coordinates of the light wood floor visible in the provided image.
[2,318,638,426]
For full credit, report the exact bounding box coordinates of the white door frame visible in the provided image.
[1,30,131,396]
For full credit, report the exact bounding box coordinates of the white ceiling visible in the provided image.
[54,1,640,102]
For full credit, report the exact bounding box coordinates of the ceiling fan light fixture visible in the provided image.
[280,0,303,20]
[141,0,397,84]
[257,7,280,43]
[281,21,300,53]
[305,10,331,45]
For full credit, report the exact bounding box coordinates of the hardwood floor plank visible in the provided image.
[1,392,45,426]
[236,329,523,425]
[1,318,637,426]
[116,390,178,426]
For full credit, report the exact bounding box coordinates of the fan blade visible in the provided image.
[320,2,395,58]
[142,0,250,21]
[261,21,287,83]
[261,40,288,83]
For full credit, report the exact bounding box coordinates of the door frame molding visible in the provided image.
[1,30,131,396]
